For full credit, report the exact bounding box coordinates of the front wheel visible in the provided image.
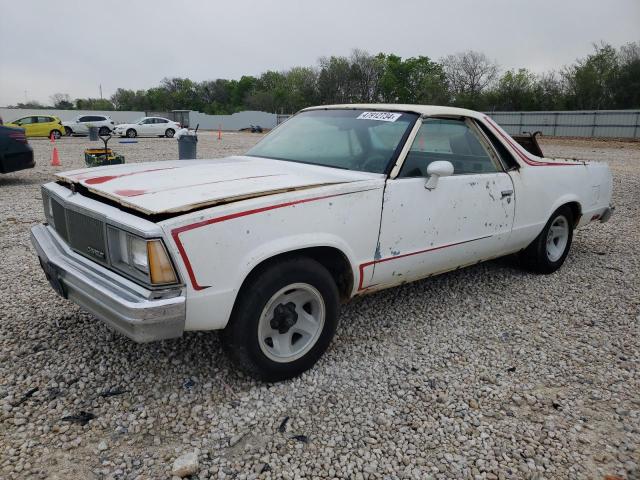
[98,126,111,136]
[520,206,574,273]
[126,128,137,138]
[223,257,340,381]
[64,127,73,136]
[165,128,175,138]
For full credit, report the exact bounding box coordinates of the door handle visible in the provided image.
[501,190,514,198]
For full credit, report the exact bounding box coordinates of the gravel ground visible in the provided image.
[0,134,638,480]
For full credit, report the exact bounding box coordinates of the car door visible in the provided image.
[137,118,154,136]
[16,117,37,136]
[76,116,92,133]
[366,117,515,288]
[36,116,52,136]
[155,118,169,135]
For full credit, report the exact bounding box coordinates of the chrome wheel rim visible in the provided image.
[258,283,325,363]
[546,215,569,262]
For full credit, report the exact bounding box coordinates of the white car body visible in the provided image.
[63,115,115,135]
[113,117,180,138]
[32,104,613,347]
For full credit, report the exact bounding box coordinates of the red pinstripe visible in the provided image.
[172,189,377,291]
[483,116,582,167]
[357,235,492,291]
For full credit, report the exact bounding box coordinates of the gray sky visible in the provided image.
[1,0,638,106]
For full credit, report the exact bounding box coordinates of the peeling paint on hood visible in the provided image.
[56,156,380,215]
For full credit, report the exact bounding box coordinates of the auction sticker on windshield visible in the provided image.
[357,112,402,122]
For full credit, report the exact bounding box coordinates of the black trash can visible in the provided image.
[88,126,99,141]
[178,134,198,159]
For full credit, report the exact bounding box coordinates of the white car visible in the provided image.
[113,117,180,138]
[63,115,115,136]
[31,104,613,381]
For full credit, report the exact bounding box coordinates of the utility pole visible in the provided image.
[99,84,103,100]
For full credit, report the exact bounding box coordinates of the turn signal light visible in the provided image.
[147,240,178,285]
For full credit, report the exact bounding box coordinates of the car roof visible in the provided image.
[15,114,58,120]
[301,104,484,119]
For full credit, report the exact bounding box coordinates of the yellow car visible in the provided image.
[5,115,65,139]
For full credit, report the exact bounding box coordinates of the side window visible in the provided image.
[142,118,154,124]
[78,116,90,122]
[38,116,53,123]
[156,118,168,123]
[399,118,499,178]
[18,117,34,125]
[476,120,519,170]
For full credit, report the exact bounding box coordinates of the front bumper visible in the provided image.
[30,224,186,342]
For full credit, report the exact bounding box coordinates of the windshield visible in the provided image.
[131,117,145,124]
[246,109,418,173]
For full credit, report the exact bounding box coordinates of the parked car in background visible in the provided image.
[113,117,180,138]
[63,115,115,136]
[5,115,65,139]
[0,125,34,174]
[31,104,613,381]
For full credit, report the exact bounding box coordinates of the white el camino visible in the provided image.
[31,105,613,381]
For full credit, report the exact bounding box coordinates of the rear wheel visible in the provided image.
[49,129,62,140]
[98,126,110,136]
[165,128,175,138]
[520,206,574,273]
[126,128,137,138]
[223,257,340,381]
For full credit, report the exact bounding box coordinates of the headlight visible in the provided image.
[107,227,178,285]
[130,236,148,272]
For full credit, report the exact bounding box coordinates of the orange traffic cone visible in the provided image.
[50,132,61,166]
[51,146,61,166]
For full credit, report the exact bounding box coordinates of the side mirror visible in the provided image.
[424,161,454,190]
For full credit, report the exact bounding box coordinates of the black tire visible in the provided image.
[520,206,574,274]
[49,129,62,140]
[165,128,175,138]
[126,128,137,138]
[64,127,73,136]
[223,257,340,382]
[98,126,110,136]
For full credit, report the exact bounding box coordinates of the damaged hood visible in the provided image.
[56,156,378,215]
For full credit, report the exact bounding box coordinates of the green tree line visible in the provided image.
[12,41,640,114]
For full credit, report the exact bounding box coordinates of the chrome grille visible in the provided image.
[49,199,108,265]
[66,209,108,264]
[51,197,69,242]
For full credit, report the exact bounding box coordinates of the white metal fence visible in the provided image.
[5,107,638,138]
[486,110,640,139]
